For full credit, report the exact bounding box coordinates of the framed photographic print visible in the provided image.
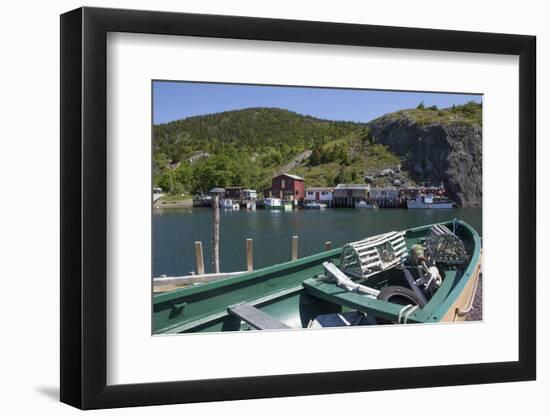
[60,6,536,409]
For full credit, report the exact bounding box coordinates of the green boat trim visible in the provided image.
[302,279,423,323]
[153,219,482,334]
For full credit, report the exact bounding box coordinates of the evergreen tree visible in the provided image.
[309,146,322,166]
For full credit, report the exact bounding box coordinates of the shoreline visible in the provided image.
[153,198,193,209]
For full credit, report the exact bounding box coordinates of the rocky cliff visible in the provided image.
[367,103,482,207]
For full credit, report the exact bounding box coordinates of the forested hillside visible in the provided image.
[153,107,366,193]
[153,102,482,206]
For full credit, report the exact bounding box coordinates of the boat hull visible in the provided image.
[304,203,327,209]
[440,251,482,322]
[407,192,454,209]
[153,220,481,333]
[266,203,294,210]
[355,203,378,209]
[407,201,453,209]
[220,199,240,209]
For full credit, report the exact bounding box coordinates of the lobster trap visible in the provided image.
[425,223,468,265]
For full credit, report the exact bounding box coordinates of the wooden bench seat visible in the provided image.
[228,303,291,330]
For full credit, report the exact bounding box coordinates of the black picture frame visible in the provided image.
[60,6,536,410]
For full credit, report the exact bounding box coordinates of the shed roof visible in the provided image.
[277,173,304,181]
[306,187,334,192]
[335,184,370,189]
[209,187,225,193]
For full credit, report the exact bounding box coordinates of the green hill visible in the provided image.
[154,107,360,164]
[153,107,368,193]
[152,102,481,200]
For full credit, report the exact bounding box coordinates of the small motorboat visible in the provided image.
[304,202,327,209]
[220,199,240,210]
[264,197,284,210]
[355,200,378,210]
[407,193,453,209]
[265,198,293,210]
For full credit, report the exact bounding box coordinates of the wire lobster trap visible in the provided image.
[340,231,407,279]
[425,223,468,265]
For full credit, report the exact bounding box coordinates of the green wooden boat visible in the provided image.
[153,220,482,334]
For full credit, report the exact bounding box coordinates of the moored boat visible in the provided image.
[265,198,293,210]
[354,200,378,210]
[304,202,327,209]
[192,195,213,207]
[220,199,240,210]
[264,197,284,210]
[154,220,481,333]
[407,193,453,209]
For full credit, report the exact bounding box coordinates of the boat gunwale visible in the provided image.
[154,247,342,304]
[428,220,482,321]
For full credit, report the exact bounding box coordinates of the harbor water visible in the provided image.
[153,208,482,277]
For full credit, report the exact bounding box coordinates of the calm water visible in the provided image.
[153,208,482,277]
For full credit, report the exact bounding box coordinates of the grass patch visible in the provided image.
[374,101,482,127]
[160,194,191,202]
[287,143,404,187]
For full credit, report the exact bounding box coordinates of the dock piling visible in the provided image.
[291,235,299,260]
[325,241,332,251]
[212,195,220,273]
[194,241,205,275]
[246,238,254,272]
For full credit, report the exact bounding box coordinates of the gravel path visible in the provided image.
[275,150,312,175]
[465,273,483,321]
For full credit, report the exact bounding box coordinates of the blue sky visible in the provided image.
[153,81,482,125]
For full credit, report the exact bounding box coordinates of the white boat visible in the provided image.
[264,198,284,210]
[407,193,453,209]
[354,201,378,210]
[304,202,327,209]
[152,187,164,203]
[245,201,256,210]
[265,198,293,210]
[220,199,240,210]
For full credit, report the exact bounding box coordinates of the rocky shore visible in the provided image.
[153,198,193,209]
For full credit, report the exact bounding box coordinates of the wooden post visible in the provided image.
[212,195,220,273]
[194,241,204,275]
[246,238,253,272]
[291,235,299,260]
[324,241,332,251]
